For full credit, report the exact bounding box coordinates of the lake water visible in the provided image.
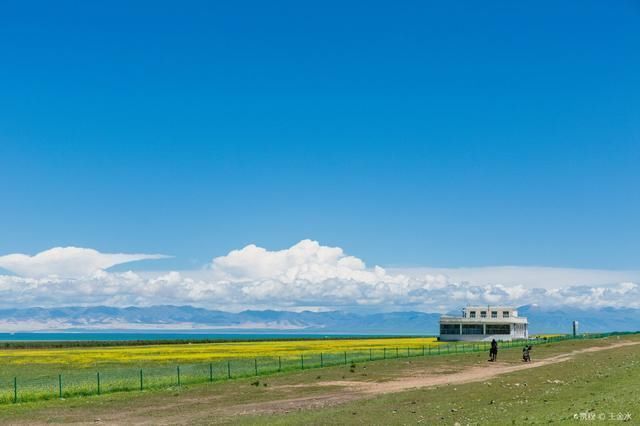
[0,332,412,342]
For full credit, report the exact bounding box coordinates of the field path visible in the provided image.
[6,340,639,425]
[302,340,640,395]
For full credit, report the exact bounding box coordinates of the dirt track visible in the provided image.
[308,340,640,395]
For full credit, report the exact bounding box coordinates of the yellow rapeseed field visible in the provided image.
[531,334,565,339]
[0,337,441,367]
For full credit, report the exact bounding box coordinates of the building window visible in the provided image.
[491,311,498,318]
[486,324,511,334]
[440,324,460,335]
[503,311,510,318]
[480,311,487,318]
[462,324,483,334]
[469,311,476,318]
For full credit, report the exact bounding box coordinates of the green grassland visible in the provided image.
[0,334,637,424]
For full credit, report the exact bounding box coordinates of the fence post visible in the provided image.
[369,348,373,361]
[407,347,410,357]
[209,363,213,382]
[422,345,425,356]
[278,356,281,372]
[140,369,143,391]
[59,374,62,398]
[320,352,324,367]
[301,354,304,370]
[177,366,181,386]
[383,347,386,359]
[255,358,259,375]
[344,351,347,365]
[97,372,100,395]
[13,377,17,404]
[227,361,231,379]
[396,347,399,358]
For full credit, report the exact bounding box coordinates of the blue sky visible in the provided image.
[1,0,639,273]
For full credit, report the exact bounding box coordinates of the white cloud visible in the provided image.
[0,247,169,278]
[390,266,640,290]
[0,240,638,312]
[210,239,396,284]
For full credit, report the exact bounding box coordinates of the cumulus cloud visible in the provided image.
[0,247,169,278]
[0,240,638,312]
[210,239,401,285]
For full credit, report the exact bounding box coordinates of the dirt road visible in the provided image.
[307,340,640,395]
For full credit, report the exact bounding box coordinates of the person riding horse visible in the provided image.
[489,339,498,362]
[522,345,532,362]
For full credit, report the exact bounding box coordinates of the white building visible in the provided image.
[439,306,528,341]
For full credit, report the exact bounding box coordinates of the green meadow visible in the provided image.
[0,334,637,424]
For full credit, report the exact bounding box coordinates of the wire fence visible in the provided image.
[1,331,636,404]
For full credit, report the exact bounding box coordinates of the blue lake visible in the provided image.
[0,332,415,342]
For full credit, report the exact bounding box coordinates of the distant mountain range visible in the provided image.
[0,304,639,334]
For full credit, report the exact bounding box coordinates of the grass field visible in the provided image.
[239,334,640,425]
[0,334,637,424]
[0,335,615,405]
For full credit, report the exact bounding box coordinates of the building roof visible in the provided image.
[440,315,528,324]
[463,306,517,311]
